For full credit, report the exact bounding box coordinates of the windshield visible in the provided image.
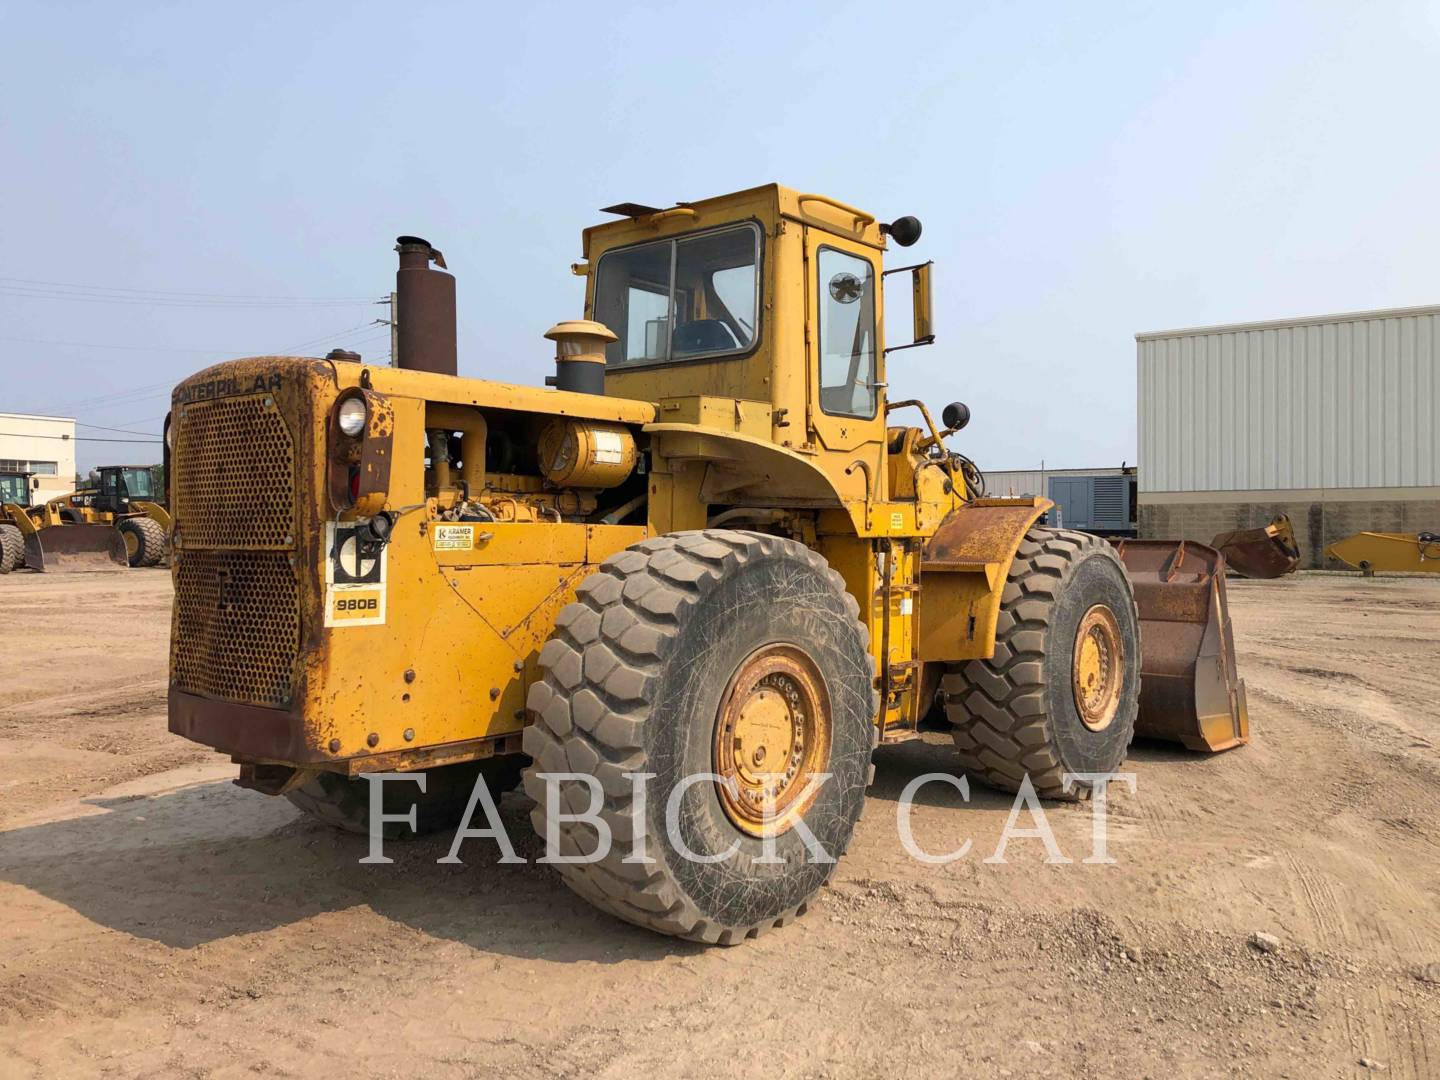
[0,474,26,506]
[120,468,154,498]
[593,224,760,367]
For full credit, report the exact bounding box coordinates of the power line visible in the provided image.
[0,334,249,354]
[0,431,160,443]
[0,275,380,303]
[78,421,161,436]
[13,317,393,415]
[0,286,380,309]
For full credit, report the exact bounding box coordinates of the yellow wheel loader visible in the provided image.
[2,465,171,572]
[165,186,1249,944]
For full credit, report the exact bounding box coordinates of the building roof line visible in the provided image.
[1135,302,1440,342]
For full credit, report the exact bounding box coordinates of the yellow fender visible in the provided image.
[917,497,1052,662]
[132,500,173,533]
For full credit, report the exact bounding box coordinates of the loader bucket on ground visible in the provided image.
[1111,539,1249,753]
[23,524,129,572]
[1211,514,1300,579]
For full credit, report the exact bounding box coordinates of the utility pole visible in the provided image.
[374,293,398,366]
[389,291,398,367]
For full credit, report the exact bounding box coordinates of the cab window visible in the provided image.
[818,248,878,419]
[121,468,153,498]
[593,224,760,367]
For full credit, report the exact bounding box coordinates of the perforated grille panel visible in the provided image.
[173,550,299,706]
[174,395,295,550]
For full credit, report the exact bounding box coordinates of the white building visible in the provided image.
[0,412,77,504]
[1137,304,1440,566]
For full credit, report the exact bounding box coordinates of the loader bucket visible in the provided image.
[23,524,129,572]
[1211,514,1300,579]
[1111,539,1249,753]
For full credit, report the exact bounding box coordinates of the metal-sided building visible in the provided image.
[0,412,76,505]
[1137,304,1440,567]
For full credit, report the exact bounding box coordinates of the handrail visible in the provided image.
[796,193,876,229]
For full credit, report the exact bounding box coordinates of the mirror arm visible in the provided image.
[883,337,935,355]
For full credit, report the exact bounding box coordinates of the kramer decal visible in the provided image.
[432,524,475,551]
[324,522,387,627]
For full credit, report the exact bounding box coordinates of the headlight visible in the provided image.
[165,417,174,450]
[337,397,367,437]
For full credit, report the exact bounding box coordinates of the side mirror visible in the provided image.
[911,262,934,347]
[942,401,970,431]
[882,260,936,354]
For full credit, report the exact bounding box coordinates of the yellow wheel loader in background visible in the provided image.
[1,465,170,572]
[165,186,1248,944]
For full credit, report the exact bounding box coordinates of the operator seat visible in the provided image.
[672,320,739,356]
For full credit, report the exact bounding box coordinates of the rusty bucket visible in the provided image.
[1111,539,1249,753]
[1211,514,1300,579]
[23,524,129,572]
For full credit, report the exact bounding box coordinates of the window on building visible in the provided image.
[0,458,57,476]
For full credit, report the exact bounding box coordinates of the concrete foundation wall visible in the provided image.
[1139,493,1440,568]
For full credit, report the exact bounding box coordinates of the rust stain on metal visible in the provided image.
[1212,514,1300,579]
[1111,539,1249,753]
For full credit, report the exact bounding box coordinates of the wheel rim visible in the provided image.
[713,644,831,838]
[1072,604,1123,732]
[123,530,139,558]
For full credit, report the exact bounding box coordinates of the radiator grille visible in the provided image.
[174,395,295,550]
[173,550,300,706]
[1092,476,1129,528]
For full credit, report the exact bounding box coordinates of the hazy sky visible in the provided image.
[3,1,1438,474]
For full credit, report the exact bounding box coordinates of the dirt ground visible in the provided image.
[2,570,1438,1078]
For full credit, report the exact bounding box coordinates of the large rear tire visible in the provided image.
[0,525,22,574]
[285,756,525,840]
[942,527,1140,799]
[522,530,876,945]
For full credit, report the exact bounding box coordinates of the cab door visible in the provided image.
[804,226,888,499]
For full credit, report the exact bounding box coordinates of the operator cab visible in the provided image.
[0,471,34,509]
[91,466,158,513]
[581,184,936,508]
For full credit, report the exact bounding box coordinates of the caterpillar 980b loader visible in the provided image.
[166,185,1248,944]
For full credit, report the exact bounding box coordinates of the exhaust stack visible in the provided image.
[395,236,457,376]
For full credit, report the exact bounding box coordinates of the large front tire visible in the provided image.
[942,527,1140,799]
[522,530,876,945]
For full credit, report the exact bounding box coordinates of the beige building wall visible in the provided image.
[0,413,77,504]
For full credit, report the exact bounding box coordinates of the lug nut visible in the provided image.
[403,728,415,742]
[489,687,501,700]
[367,732,379,748]
[328,738,341,753]
[404,669,416,683]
